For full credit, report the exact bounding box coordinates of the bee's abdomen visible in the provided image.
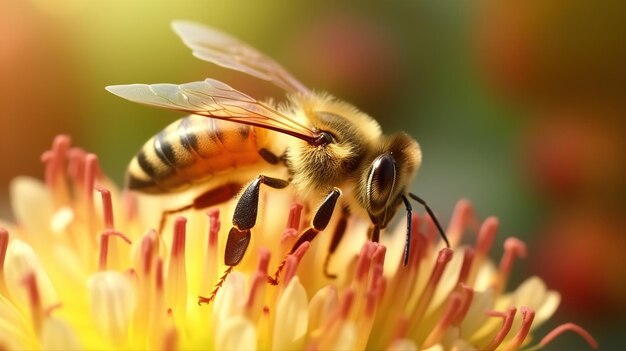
[126,115,268,193]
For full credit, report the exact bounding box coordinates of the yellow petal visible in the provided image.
[308,285,338,337]
[388,338,417,351]
[87,271,135,345]
[40,317,82,350]
[215,315,257,351]
[272,276,308,350]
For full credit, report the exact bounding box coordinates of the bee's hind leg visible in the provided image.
[270,188,341,285]
[157,182,242,233]
[199,175,289,305]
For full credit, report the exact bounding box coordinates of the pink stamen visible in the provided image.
[495,238,527,294]
[43,135,71,190]
[156,259,164,293]
[67,148,87,187]
[445,199,476,246]
[0,228,8,273]
[98,230,132,271]
[280,228,298,252]
[355,242,376,284]
[390,316,409,343]
[467,217,498,286]
[207,209,220,249]
[291,241,310,263]
[245,249,270,313]
[410,248,454,325]
[540,323,598,349]
[123,191,138,222]
[141,231,157,275]
[452,284,474,326]
[286,203,303,230]
[475,217,498,257]
[457,248,475,286]
[366,263,384,317]
[340,288,356,319]
[484,307,517,351]
[503,307,535,351]
[22,271,43,332]
[171,217,187,258]
[372,244,386,268]
[422,292,463,348]
[84,154,99,205]
[96,186,114,229]
[282,255,298,287]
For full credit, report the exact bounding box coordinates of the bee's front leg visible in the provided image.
[269,188,341,285]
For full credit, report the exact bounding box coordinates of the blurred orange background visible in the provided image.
[1,1,624,348]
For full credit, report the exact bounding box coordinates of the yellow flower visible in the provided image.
[0,135,597,350]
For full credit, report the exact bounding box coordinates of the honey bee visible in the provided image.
[107,21,449,303]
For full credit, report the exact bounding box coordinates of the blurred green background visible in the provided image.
[1,1,624,349]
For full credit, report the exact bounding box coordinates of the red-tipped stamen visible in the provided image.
[422,292,463,348]
[0,228,8,274]
[409,248,454,329]
[140,231,158,276]
[246,248,271,315]
[457,248,475,286]
[503,307,535,351]
[467,217,498,286]
[494,237,527,294]
[167,217,188,316]
[484,307,517,351]
[452,284,474,326]
[282,255,299,287]
[286,203,303,230]
[355,242,377,284]
[200,210,220,296]
[96,186,115,229]
[445,199,476,247]
[540,323,598,349]
[23,271,44,333]
[98,229,132,271]
[43,135,71,196]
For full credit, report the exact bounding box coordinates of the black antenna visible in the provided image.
[401,195,412,266]
[408,193,451,248]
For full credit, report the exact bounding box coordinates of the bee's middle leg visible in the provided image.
[269,187,341,285]
[199,175,289,305]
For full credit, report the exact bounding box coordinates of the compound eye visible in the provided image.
[367,154,397,213]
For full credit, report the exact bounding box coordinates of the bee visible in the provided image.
[107,21,449,303]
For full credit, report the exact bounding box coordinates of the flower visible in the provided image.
[0,135,597,350]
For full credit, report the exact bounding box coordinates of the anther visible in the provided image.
[494,237,527,294]
[503,307,535,351]
[286,203,303,230]
[484,307,517,351]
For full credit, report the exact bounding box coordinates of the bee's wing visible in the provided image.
[172,20,310,95]
[106,79,320,144]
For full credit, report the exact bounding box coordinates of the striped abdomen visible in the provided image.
[126,115,272,193]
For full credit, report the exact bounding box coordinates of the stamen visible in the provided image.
[286,203,303,230]
[43,135,71,197]
[422,292,463,348]
[280,228,299,255]
[409,248,454,327]
[445,199,476,247]
[98,230,132,271]
[282,255,299,287]
[67,147,87,188]
[452,284,474,326]
[484,307,517,351]
[539,323,598,349]
[23,271,43,333]
[0,228,8,277]
[355,241,377,284]
[96,186,114,229]
[456,248,475,286]
[503,307,535,351]
[494,238,527,294]
[167,217,188,317]
[245,248,271,317]
[140,231,158,276]
[200,209,221,296]
[467,217,498,286]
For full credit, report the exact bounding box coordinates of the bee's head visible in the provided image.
[361,133,421,228]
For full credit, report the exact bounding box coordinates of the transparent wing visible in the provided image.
[106,79,320,143]
[172,20,310,94]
